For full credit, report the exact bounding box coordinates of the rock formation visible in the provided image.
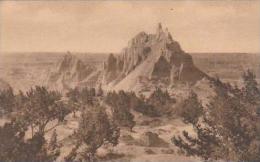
[47,23,207,93]
[47,52,98,91]
[103,23,207,92]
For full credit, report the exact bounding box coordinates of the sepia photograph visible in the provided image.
[0,0,260,162]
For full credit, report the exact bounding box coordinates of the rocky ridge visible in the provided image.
[103,23,207,93]
[46,23,207,93]
[46,52,99,91]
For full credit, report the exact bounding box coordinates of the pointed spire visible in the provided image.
[157,22,163,34]
[158,23,162,30]
[156,23,164,40]
[166,28,173,41]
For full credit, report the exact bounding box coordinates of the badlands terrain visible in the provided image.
[0,24,260,162]
[0,52,259,92]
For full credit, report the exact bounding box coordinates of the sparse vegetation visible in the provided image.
[0,88,15,116]
[18,86,69,136]
[0,121,60,162]
[172,70,260,162]
[48,129,61,160]
[175,91,203,124]
[105,90,136,131]
[67,87,97,106]
[66,87,99,118]
[65,105,120,162]
[1,68,259,162]
[0,88,64,162]
[133,88,176,117]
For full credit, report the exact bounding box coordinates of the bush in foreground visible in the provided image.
[172,70,260,161]
[65,105,120,162]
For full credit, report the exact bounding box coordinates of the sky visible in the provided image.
[0,0,260,54]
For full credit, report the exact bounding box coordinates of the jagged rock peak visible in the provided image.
[128,31,149,47]
[128,23,174,47]
[47,51,97,91]
[103,22,207,91]
[158,22,162,30]
[156,23,163,35]
[155,23,173,42]
[105,53,118,72]
[58,52,75,70]
[61,51,77,64]
[57,51,86,73]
